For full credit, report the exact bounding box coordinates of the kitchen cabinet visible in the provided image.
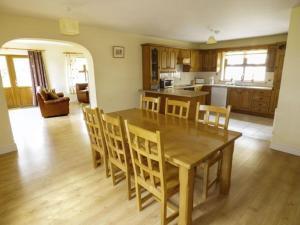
[227,88,251,111]
[201,50,218,72]
[159,47,177,72]
[142,45,160,90]
[190,50,202,72]
[227,88,272,116]
[177,49,191,64]
[168,48,178,70]
[269,43,286,114]
[266,45,277,72]
[202,86,212,105]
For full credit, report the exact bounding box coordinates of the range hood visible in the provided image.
[177,57,191,65]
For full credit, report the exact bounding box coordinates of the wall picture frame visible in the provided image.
[112,46,125,58]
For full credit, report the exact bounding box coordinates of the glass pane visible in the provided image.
[0,56,11,87]
[225,54,244,65]
[224,66,243,81]
[71,57,88,83]
[246,53,267,64]
[244,66,266,81]
[13,58,32,87]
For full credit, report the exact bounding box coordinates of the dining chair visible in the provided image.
[195,103,232,201]
[82,107,110,177]
[140,94,161,113]
[124,120,179,225]
[165,98,190,119]
[101,113,134,200]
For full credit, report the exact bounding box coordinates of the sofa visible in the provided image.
[37,91,70,118]
[76,83,90,103]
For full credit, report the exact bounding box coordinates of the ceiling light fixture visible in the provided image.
[59,7,80,36]
[206,28,219,45]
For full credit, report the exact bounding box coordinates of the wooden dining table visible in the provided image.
[108,108,242,225]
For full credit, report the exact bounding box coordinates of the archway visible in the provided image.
[0,38,97,154]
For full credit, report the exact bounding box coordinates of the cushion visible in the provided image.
[40,89,49,101]
[48,91,59,100]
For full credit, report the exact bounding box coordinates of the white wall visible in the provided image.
[0,78,16,154]
[271,6,300,156]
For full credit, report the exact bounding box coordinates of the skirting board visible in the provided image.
[0,143,17,155]
[270,142,300,157]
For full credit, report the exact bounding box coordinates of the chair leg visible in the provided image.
[136,183,142,211]
[91,149,98,168]
[161,197,167,225]
[201,162,209,201]
[110,163,116,186]
[126,171,132,200]
[217,158,222,182]
[104,154,110,178]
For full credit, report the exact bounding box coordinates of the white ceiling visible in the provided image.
[0,0,299,42]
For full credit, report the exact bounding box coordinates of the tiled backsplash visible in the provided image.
[160,71,274,87]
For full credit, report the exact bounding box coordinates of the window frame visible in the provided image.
[221,49,268,82]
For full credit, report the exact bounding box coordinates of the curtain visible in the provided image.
[28,51,48,106]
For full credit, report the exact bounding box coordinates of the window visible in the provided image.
[13,58,32,87]
[222,50,267,82]
[0,56,11,87]
[65,54,88,94]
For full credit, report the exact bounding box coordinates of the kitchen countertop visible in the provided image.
[174,84,273,90]
[143,89,209,98]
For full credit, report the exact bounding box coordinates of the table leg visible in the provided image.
[220,142,234,195]
[178,166,195,225]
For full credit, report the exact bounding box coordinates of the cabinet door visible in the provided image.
[227,88,240,110]
[201,50,209,72]
[181,49,191,59]
[168,48,177,70]
[190,50,201,72]
[160,48,168,71]
[209,50,217,72]
[240,89,252,110]
[202,86,211,105]
[266,45,277,72]
[273,45,286,89]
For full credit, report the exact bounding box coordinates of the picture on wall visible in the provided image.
[112,46,125,58]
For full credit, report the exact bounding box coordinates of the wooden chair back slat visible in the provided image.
[165,98,190,119]
[82,107,109,174]
[125,121,166,198]
[101,114,129,169]
[195,103,231,130]
[140,95,161,113]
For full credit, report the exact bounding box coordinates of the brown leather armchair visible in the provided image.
[37,92,70,118]
[76,83,90,103]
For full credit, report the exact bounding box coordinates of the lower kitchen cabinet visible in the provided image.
[227,88,273,117]
[202,86,212,105]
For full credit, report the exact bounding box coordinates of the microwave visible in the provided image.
[160,79,174,89]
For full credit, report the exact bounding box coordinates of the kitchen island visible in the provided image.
[143,89,208,120]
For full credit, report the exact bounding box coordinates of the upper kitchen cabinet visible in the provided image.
[177,49,191,64]
[201,50,218,72]
[266,44,277,72]
[159,47,178,72]
[269,43,286,113]
[142,44,160,90]
[190,50,202,72]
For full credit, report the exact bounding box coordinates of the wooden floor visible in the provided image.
[1,104,300,225]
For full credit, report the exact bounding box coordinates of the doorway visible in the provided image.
[0,55,33,108]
